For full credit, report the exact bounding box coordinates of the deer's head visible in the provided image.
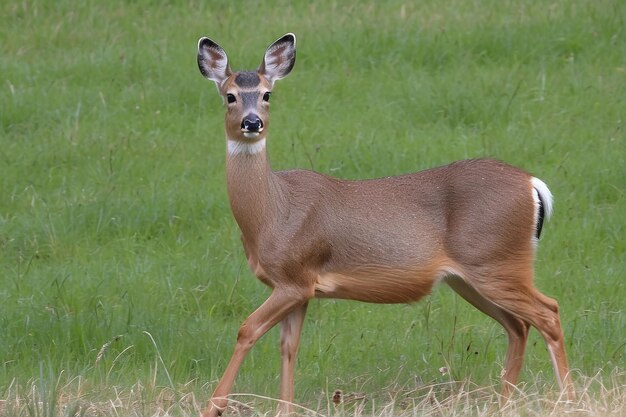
[197,33,296,144]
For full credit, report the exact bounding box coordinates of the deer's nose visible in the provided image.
[241,115,263,132]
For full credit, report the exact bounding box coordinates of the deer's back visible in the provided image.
[276,159,536,274]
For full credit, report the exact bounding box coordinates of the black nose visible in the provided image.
[241,115,263,132]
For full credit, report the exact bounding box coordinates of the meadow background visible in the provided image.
[1,0,624,415]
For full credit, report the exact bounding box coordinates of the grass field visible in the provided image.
[1,0,625,415]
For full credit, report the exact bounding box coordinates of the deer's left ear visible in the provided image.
[259,33,296,86]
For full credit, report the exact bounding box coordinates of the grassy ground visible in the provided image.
[1,0,624,415]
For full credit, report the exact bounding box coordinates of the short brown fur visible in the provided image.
[197,34,575,417]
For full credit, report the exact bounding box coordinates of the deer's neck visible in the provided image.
[225,138,286,240]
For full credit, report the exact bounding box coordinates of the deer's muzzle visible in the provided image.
[241,114,263,135]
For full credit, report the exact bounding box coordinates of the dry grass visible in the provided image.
[1,370,624,417]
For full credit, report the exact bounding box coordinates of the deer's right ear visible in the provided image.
[197,37,232,86]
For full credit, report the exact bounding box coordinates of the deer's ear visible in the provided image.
[258,33,296,86]
[198,37,232,86]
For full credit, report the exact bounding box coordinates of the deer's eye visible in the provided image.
[226,93,236,104]
[262,92,271,102]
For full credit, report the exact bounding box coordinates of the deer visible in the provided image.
[196,33,575,416]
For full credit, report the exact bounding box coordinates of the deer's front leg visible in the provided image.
[278,302,309,415]
[203,290,308,417]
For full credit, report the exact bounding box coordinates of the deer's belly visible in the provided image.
[314,259,458,304]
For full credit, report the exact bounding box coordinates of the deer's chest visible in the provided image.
[240,236,273,287]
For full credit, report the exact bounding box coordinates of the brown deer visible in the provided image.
[196,33,575,416]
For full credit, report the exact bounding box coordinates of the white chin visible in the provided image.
[243,131,261,139]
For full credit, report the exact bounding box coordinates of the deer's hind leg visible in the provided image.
[445,275,530,399]
[459,267,575,401]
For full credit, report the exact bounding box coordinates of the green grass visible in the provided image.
[1,0,625,415]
